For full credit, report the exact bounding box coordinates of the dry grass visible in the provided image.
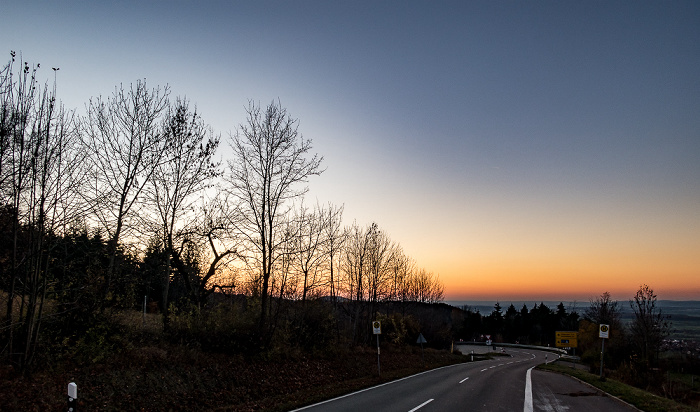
[0,339,468,411]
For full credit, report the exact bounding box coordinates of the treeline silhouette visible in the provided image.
[0,51,445,372]
[455,301,580,346]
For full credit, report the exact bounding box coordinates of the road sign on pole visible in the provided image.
[373,321,381,376]
[417,333,427,367]
[599,324,610,379]
[555,331,578,348]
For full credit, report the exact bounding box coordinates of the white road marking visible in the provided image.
[459,377,470,383]
[289,363,464,411]
[524,366,535,412]
[408,399,433,412]
[480,368,488,372]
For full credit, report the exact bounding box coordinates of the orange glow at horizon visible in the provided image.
[390,183,700,304]
[421,249,700,302]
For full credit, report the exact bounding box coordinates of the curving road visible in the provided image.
[291,348,637,412]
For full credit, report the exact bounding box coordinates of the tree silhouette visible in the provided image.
[226,100,323,336]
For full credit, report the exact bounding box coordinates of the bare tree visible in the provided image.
[226,100,323,332]
[145,97,219,322]
[321,203,345,303]
[178,194,241,307]
[629,284,669,367]
[365,223,394,303]
[584,291,622,326]
[0,52,83,369]
[387,249,414,302]
[341,222,370,302]
[1,54,39,343]
[0,52,18,196]
[19,89,82,370]
[409,269,444,304]
[290,203,328,303]
[81,80,169,302]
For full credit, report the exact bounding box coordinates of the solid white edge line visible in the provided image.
[524,366,535,412]
[408,398,434,412]
[289,362,465,411]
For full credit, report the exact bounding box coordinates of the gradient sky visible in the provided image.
[4,1,699,302]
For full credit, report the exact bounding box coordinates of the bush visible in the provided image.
[375,312,420,345]
[166,301,259,354]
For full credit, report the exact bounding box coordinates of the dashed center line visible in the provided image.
[459,377,469,383]
[480,368,488,372]
[408,399,433,412]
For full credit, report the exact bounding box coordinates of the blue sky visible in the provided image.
[4,1,699,300]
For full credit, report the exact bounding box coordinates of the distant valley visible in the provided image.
[447,300,700,341]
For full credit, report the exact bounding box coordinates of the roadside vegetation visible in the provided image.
[539,362,698,412]
[0,51,455,410]
[0,309,469,411]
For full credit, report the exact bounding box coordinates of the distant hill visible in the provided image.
[446,300,585,315]
[447,300,700,341]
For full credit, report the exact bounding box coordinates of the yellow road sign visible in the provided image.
[555,331,578,348]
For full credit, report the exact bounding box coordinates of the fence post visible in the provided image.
[68,382,77,411]
[142,295,147,327]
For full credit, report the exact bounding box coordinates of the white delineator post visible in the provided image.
[68,382,77,411]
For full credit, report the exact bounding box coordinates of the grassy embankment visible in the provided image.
[539,362,699,412]
[0,310,475,411]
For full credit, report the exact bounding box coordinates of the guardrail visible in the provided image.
[454,341,568,355]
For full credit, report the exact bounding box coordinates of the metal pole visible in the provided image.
[376,334,381,376]
[421,342,424,368]
[599,338,605,379]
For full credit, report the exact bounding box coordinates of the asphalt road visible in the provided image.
[291,348,637,412]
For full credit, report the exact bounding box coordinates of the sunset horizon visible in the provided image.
[2,2,698,409]
[4,0,699,306]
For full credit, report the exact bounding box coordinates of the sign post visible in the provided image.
[417,333,427,367]
[555,331,578,348]
[373,321,381,376]
[555,331,579,368]
[599,324,609,379]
